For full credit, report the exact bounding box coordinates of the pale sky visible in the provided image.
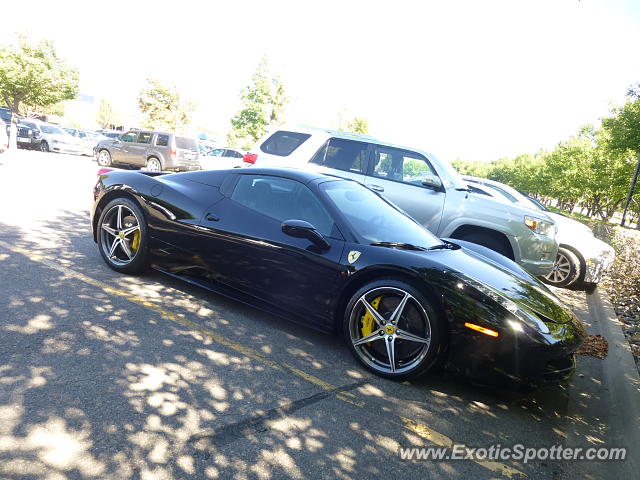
[2,0,639,161]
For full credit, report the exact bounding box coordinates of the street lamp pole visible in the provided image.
[621,155,640,226]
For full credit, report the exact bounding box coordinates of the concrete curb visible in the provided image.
[587,286,640,474]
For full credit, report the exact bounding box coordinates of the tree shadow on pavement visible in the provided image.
[0,214,583,479]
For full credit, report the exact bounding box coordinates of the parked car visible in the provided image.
[0,118,7,153]
[0,107,11,136]
[463,176,615,289]
[199,146,245,170]
[91,167,586,383]
[245,126,559,276]
[95,130,200,172]
[18,120,82,154]
[97,130,122,139]
[62,127,107,156]
[14,122,40,149]
[197,132,220,149]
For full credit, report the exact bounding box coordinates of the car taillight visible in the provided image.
[97,168,113,176]
[169,148,176,159]
[243,153,258,164]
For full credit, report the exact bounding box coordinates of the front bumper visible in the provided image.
[580,238,615,283]
[520,257,556,276]
[51,142,82,154]
[513,230,558,276]
[441,279,587,385]
[447,313,586,384]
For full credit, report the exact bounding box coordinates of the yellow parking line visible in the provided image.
[0,240,354,401]
[1,239,523,477]
[401,417,527,479]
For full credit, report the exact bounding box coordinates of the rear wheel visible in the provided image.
[344,280,445,380]
[97,198,148,274]
[542,247,581,288]
[97,150,112,167]
[145,157,162,171]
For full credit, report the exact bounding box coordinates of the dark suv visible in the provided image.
[95,130,200,171]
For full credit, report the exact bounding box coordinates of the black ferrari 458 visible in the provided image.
[91,167,586,384]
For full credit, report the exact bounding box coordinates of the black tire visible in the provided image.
[343,279,446,380]
[39,141,49,152]
[97,197,149,274]
[455,231,513,259]
[541,247,581,288]
[97,149,112,167]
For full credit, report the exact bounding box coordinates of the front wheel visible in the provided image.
[542,247,581,288]
[39,141,49,152]
[344,280,445,380]
[97,197,148,274]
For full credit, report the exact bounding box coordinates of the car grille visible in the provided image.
[17,127,31,137]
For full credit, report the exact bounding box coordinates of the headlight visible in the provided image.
[524,215,555,237]
[462,276,550,334]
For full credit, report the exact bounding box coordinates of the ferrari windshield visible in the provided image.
[320,180,442,248]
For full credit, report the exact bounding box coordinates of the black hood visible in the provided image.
[428,248,573,325]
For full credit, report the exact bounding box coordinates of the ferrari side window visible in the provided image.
[231,175,335,237]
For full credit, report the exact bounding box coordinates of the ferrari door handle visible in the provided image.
[206,213,219,222]
[369,184,384,192]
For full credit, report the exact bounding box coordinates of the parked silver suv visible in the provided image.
[247,126,559,276]
[95,130,200,171]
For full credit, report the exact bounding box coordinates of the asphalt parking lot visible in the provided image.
[0,150,636,479]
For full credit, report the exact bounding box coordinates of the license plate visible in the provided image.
[185,153,196,160]
[17,137,31,143]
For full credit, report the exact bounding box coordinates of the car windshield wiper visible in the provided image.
[370,241,427,251]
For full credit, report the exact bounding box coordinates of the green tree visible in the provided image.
[228,57,288,149]
[603,90,640,225]
[137,78,195,133]
[0,34,79,148]
[451,159,494,178]
[340,116,369,134]
[96,98,118,129]
[0,35,79,114]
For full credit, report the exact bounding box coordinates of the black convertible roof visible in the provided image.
[234,167,329,184]
[150,166,349,190]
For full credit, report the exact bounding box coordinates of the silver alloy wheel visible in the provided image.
[545,251,571,284]
[146,158,161,171]
[40,141,49,152]
[349,286,432,375]
[97,150,111,166]
[99,204,141,266]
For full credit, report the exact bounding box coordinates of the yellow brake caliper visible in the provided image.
[361,296,382,339]
[131,230,140,251]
